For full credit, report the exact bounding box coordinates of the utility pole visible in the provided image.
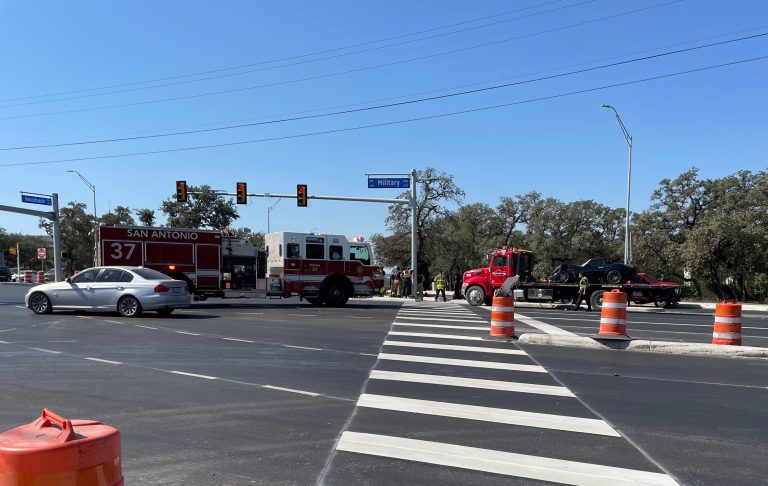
[601,104,633,264]
[410,169,418,298]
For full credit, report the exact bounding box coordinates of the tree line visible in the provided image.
[3,168,765,302]
[371,168,768,302]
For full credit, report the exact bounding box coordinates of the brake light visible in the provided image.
[154,284,170,292]
[168,265,176,270]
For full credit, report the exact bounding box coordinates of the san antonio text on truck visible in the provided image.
[98,226,384,306]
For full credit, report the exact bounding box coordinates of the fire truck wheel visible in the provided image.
[118,295,143,318]
[306,297,324,306]
[323,282,350,307]
[464,286,485,306]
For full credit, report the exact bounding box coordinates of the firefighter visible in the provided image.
[402,267,413,297]
[434,271,447,302]
[573,272,592,311]
[390,267,401,297]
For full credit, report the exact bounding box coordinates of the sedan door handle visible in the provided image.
[116,286,124,290]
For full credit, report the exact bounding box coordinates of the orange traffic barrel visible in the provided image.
[598,290,628,337]
[712,300,742,345]
[489,294,514,338]
[0,409,123,485]
[37,271,45,284]
[23,271,32,284]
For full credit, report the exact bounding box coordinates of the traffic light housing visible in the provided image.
[9,247,16,256]
[176,181,187,202]
[236,182,248,204]
[297,184,308,207]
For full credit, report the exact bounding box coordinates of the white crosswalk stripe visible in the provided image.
[327,302,679,485]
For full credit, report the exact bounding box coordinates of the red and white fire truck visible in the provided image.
[98,226,383,306]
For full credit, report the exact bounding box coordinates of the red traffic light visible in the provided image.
[176,181,187,202]
[297,184,307,207]
[236,182,248,204]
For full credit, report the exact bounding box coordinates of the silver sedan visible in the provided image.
[26,266,191,317]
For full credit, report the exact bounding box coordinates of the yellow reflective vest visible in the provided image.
[435,275,446,290]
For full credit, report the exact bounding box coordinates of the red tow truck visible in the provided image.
[461,247,680,310]
[98,226,383,306]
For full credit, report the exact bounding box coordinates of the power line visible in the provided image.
[0,0,570,103]
[2,31,764,151]
[0,0,682,119]
[1,54,764,168]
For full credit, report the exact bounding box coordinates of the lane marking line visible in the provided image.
[357,394,619,436]
[284,344,323,351]
[378,353,546,373]
[136,325,158,330]
[0,328,17,333]
[169,370,218,380]
[106,320,123,324]
[31,347,61,354]
[289,314,318,317]
[222,337,256,343]
[263,385,320,397]
[515,313,578,336]
[237,312,264,315]
[369,370,574,397]
[345,316,374,319]
[336,432,678,486]
[86,357,122,365]
[75,315,93,319]
[395,315,485,323]
[174,331,201,336]
[393,322,487,331]
[359,352,379,357]
[388,331,485,341]
[383,340,525,355]
[0,340,10,344]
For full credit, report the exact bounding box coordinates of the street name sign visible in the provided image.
[368,177,410,189]
[22,194,52,206]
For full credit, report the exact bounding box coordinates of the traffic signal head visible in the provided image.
[297,184,308,207]
[176,181,187,202]
[236,182,248,204]
[9,247,17,256]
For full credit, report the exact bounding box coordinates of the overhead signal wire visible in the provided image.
[0,0,570,103]
[0,0,682,119]
[2,31,765,151]
[1,54,765,168]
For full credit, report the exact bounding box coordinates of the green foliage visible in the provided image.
[100,205,136,226]
[39,202,95,272]
[161,185,239,229]
[135,208,156,226]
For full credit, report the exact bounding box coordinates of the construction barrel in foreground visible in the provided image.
[712,300,742,345]
[489,294,515,338]
[0,409,123,486]
[597,289,629,339]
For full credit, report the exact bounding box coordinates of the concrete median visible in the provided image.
[518,333,768,359]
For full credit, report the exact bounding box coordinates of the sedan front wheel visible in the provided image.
[29,292,52,314]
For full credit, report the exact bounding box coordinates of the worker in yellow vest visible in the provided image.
[434,272,447,302]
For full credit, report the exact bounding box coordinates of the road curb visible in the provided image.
[517,333,768,359]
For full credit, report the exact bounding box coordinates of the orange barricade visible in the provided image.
[712,300,742,345]
[37,271,45,284]
[23,271,32,284]
[489,294,514,338]
[0,409,123,486]
[598,289,628,337]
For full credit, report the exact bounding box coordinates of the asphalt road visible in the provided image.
[510,304,768,345]
[1,283,767,485]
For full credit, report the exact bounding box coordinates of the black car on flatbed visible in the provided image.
[549,258,636,284]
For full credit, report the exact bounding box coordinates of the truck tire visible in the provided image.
[465,286,485,306]
[653,294,669,308]
[589,290,604,311]
[323,279,350,307]
[606,270,623,284]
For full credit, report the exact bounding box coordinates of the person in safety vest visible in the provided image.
[434,272,447,302]
[573,272,592,311]
[402,268,413,298]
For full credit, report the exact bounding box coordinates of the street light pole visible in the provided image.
[601,104,633,265]
[67,170,98,267]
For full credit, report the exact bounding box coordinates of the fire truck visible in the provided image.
[98,226,383,306]
[461,247,680,311]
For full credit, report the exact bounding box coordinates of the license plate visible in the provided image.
[172,287,183,294]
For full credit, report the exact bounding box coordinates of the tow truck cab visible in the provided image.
[461,248,533,306]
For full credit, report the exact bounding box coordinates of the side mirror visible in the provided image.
[65,277,72,283]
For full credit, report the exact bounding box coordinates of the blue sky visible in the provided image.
[1,0,766,240]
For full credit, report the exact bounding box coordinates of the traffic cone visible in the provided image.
[487,294,515,339]
[595,289,631,340]
[712,300,742,345]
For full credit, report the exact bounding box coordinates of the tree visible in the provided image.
[235,227,265,248]
[100,206,135,226]
[161,185,239,229]
[135,208,156,227]
[39,202,94,272]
